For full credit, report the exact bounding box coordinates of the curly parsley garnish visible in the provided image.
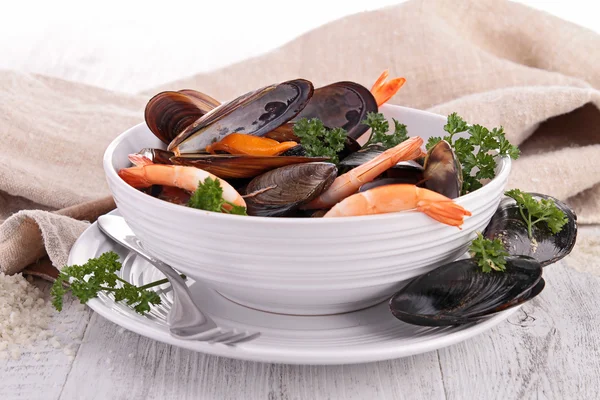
[504,189,568,239]
[293,118,347,164]
[426,113,520,195]
[362,112,409,148]
[51,251,176,314]
[469,232,509,273]
[188,177,247,215]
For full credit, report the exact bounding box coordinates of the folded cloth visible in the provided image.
[1,0,599,277]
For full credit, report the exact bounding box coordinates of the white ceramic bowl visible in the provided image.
[103,104,511,315]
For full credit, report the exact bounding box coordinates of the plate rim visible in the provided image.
[70,211,518,365]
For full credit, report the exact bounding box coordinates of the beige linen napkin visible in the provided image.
[1,0,599,277]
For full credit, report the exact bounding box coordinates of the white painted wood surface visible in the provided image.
[2,7,600,398]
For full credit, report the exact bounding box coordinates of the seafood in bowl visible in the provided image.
[103,71,519,315]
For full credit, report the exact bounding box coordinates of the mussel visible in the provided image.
[339,144,424,182]
[145,90,219,145]
[244,162,337,217]
[264,123,298,142]
[168,79,314,154]
[359,178,420,192]
[170,154,328,179]
[177,89,220,111]
[389,256,543,326]
[292,81,378,140]
[484,193,577,267]
[422,140,462,199]
[136,148,175,164]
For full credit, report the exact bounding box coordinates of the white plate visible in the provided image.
[69,210,517,365]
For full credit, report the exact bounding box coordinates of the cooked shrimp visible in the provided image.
[205,133,297,156]
[324,184,472,227]
[119,156,246,207]
[303,136,424,209]
[371,69,406,106]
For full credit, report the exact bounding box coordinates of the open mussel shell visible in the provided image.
[359,178,421,192]
[264,123,298,142]
[244,162,337,217]
[292,81,378,140]
[484,193,577,267]
[170,154,327,179]
[389,256,543,327]
[339,144,424,181]
[137,148,175,164]
[423,140,462,199]
[168,79,314,154]
[145,91,217,145]
[339,144,385,169]
[177,89,220,110]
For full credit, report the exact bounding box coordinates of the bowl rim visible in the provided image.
[103,105,512,225]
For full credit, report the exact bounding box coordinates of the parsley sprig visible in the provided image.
[188,177,247,215]
[293,118,347,164]
[504,189,568,239]
[469,232,509,273]
[51,251,176,314]
[362,112,409,148]
[426,113,520,195]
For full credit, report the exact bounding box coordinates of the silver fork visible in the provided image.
[97,215,260,345]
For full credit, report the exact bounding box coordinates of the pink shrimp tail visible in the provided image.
[118,167,152,188]
[416,199,472,228]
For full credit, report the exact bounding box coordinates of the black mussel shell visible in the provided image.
[337,136,362,161]
[145,91,215,145]
[484,193,577,267]
[339,145,424,181]
[423,140,462,199]
[244,162,337,217]
[359,177,421,192]
[382,160,424,182]
[169,79,314,154]
[170,154,328,179]
[339,144,386,170]
[137,148,175,164]
[292,81,378,140]
[493,278,545,313]
[389,256,543,326]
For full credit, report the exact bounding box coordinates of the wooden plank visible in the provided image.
[0,280,92,400]
[59,312,445,400]
[437,263,600,399]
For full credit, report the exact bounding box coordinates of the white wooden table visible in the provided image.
[2,4,600,399]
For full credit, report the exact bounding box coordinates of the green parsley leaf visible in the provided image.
[437,113,520,195]
[188,176,224,212]
[188,177,248,215]
[469,232,509,273]
[362,112,409,149]
[228,203,248,215]
[425,136,442,151]
[293,118,347,164]
[504,189,568,239]
[51,251,176,315]
[443,112,469,139]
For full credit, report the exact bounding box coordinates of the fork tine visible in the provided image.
[208,330,239,344]
[170,327,222,341]
[222,332,261,346]
[216,332,248,344]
